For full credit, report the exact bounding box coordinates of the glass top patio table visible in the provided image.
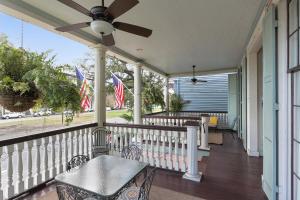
[55,155,148,199]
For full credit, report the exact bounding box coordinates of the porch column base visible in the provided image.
[198,146,211,151]
[183,171,202,182]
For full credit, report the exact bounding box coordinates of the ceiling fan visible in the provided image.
[191,65,207,85]
[55,0,152,46]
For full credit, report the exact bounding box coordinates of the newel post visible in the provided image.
[183,121,202,182]
[200,114,210,150]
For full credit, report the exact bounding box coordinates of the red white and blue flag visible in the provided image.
[75,67,92,111]
[112,74,124,109]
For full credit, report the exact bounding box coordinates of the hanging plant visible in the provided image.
[0,36,81,114]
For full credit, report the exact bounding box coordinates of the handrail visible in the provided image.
[143,110,228,117]
[142,115,200,120]
[104,123,187,132]
[0,122,98,147]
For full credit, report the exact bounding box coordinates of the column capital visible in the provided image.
[91,44,107,52]
[134,61,143,68]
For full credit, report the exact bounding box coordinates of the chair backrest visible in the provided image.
[209,116,218,126]
[66,155,89,171]
[138,168,157,200]
[91,127,111,148]
[121,144,142,161]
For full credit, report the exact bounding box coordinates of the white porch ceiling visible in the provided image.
[0,0,264,76]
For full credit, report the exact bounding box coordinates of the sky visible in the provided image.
[0,12,90,66]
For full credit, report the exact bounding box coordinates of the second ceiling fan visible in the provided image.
[190,65,207,85]
[55,0,152,46]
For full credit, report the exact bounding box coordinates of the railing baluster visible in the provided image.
[83,129,88,156]
[78,130,83,155]
[15,142,24,194]
[150,130,155,166]
[56,135,63,175]
[120,127,124,151]
[41,137,49,182]
[74,131,79,156]
[88,129,93,159]
[181,131,186,172]
[26,141,34,190]
[161,130,166,168]
[62,133,67,171]
[140,129,144,162]
[6,145,14,197]
[145,129,149,163]
[174,131,179,171]
[168,131,173,170]
[49,136,56,178]
[156,130,161,168]
[34,139,42,185]
[67,132,73,161]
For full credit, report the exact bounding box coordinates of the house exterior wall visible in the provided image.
[242,0,290,199]
[173,74,228,112]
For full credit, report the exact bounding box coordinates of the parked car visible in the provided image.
[33,109,52,117]
[2,112,25,119]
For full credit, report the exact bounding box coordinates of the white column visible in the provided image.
[246,52,259,157]
[134,64,142,124]
[94,45,106,127]
[164,77,169,112]
[183,125,202,182]
[199,115,210,150]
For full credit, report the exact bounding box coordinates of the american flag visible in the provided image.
[112,74,124,109]
[75,67,92,111]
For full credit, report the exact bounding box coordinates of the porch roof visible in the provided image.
[0,0,265,76]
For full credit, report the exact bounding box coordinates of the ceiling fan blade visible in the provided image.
[58,0,91,17]
[197,80,208,83]
[113,22,152,37]
[102,34,115,46]
[104,0,139,19]
[56,22,90,32]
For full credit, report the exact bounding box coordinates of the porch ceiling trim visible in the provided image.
[0,0,167,77]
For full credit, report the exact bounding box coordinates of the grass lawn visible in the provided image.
[106,109,130,119]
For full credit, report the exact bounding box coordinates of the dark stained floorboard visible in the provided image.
[152,133,267,200]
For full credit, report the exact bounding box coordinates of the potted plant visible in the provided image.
[0,36,81,119]
[169,94,188,115]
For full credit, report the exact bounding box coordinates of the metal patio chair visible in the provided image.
[118,168,157,200]
[66,155,90,171]
[91,127,111,158]
[121,144,143,161]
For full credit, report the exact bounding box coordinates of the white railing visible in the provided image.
[105,123,188,172]
[0,123,97,199]
[143,111,228,127]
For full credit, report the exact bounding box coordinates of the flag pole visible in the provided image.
[108,70,134,96]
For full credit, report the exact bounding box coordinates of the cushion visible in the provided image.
[118,187,140,200]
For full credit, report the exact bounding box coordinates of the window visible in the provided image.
[288,0,300,199]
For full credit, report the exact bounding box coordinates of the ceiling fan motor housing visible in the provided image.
[90,6,114,36]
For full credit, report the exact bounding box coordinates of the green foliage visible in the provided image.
[0,36,81,121]
[170,94,186,112]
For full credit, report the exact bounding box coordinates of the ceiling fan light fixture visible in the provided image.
[91,20,114,36]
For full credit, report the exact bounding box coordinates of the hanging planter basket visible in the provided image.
[0,94,38,112]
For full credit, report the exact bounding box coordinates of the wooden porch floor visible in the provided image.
[21,133,266,200]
